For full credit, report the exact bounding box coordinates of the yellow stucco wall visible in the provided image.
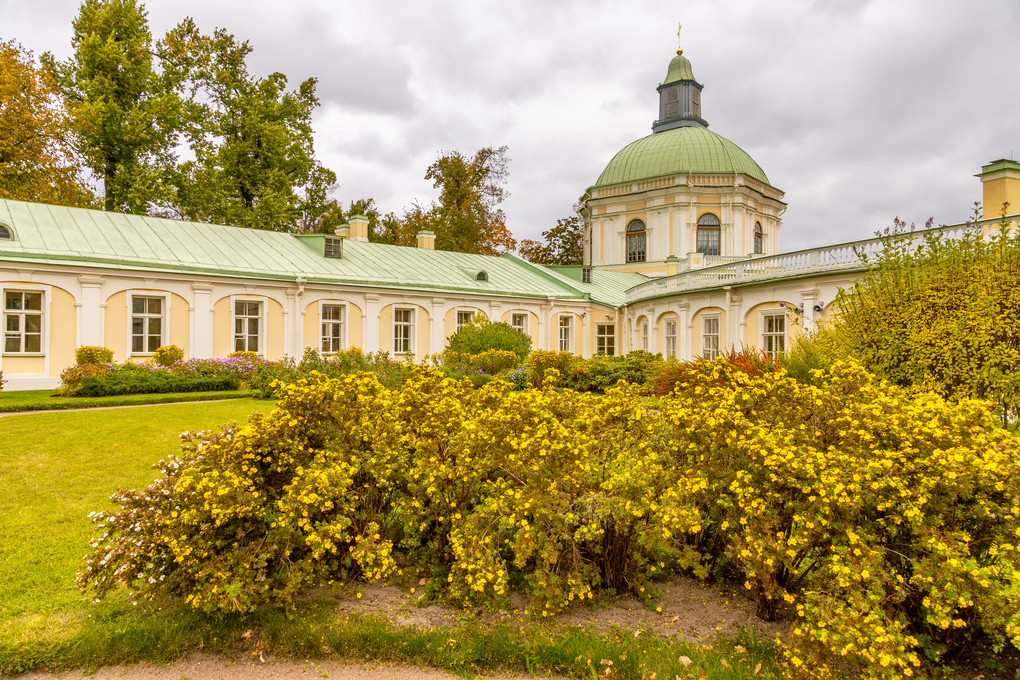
[691,307,726,358]
[49,285,76,375]
[267,298,284,360]
[104,290,190,361]
[742,302,797,351]
[982,175,1020,218]
[499,309,540,349]
[302,300,364,352]
[550,312,580,355]
[2,355,45,374]
[380,303,430,359]
[443,306,486,344]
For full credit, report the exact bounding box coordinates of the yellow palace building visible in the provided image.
[1,40,1018,390]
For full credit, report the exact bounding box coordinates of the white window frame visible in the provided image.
[2,286,46,356]
[558,314,573,353]
[319,301,348,354]
[230,296,267,355]
[702,314,721,360]
[760,308,788,359]
[596,323,616,356]
[641,320,649,351]
[393,306,416,357]
[664,318,678,359]
[509,311,528,335]
[455,308,476,332]
[126,291,169,357]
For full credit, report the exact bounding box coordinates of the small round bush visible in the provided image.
[75,345,114,365]
[229,350,259,361]
[151,344,185,366]
[447,320,531,359]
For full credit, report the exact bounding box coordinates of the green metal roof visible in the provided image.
[661,54,696,85]
[0,199,633,307]
[593,126,770,188]
[978,159,1020,175]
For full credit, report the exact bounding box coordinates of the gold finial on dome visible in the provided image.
[676,22,683,55]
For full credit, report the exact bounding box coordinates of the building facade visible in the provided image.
[2,42,1018,391]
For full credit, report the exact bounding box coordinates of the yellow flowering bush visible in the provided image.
[77,359,1020,677]
[662,359,1020,677]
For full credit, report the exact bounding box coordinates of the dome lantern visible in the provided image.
[653,24,707,133]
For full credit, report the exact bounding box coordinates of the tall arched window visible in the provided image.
[754,222,763,254]
[697,214,720,256]
[627,220,646,262]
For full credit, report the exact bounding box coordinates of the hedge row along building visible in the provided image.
[2,40,1018,390]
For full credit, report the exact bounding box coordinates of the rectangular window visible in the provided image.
[627,233,646,262]
[234,301,261,353]
[394,308,413,355]
[692,87,700,117]
[641,321,649,351]
[596,324,615,356]
[665,319,677,358]
[456,310,474,331]
[511,312,527,335]
[702,316,720,360]
[697,228,720,256]
[321,304,345,354]
[558,316,572,353]
[131,296,164,354]
[4,290,42,353]
[762,312,786,359]
[665,86,679,118]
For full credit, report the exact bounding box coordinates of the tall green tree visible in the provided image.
[405,146,518,255]
[169,26,325,231]
[519,214,584,265]
[0,41,94,206]
[44,0,183,213]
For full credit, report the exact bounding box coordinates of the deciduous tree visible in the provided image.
[44,0,183,213]
[518,213,584,265]
[0,41,94,206]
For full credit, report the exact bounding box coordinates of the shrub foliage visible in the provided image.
[78,360,1020,677]
[75,345,114,364]
[446,319,531,359]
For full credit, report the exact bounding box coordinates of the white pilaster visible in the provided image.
[365,294,381,354]
[78,276,104,347]
[192,284,213,358]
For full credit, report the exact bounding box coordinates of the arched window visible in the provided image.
[754,222,763,254]
[476,271,488,282]
[0,224,11,240]
[697,214,720,256]
[626,220,646,262]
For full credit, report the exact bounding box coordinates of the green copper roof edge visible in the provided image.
[498,252,597,303]
[0,251,593,302]
[977,159,1020,175]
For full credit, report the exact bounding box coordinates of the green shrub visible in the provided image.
[0,370,5,392]
[246,358,299,398]
[526,350,574,386]
[442,349,520,376]
[76,367,239,396]
[565,350,664,393]
[447,319,531,359]
[229,350,259,361]
[58,362,113,396]
[75,345,114,364]
[832,212,1020,423]
[649,347,779,397]
[151,344,185,366]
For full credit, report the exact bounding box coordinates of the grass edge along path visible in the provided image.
[0,388,258,413]
[0,601,784,679]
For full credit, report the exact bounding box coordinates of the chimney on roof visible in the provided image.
[348,214,369,241]
[334,223,350,238]
[416,229,436,250]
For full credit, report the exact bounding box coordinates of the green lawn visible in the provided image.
[0,388,256,412]
[0,398,784,679]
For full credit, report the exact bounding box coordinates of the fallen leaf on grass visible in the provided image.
[754,661,762,676]
[734,645,746,653]
[679,656,692,667]
[241,630,251,639]
[720,659,731,670]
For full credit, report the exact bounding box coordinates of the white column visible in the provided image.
[78,276,104,347]
[365,294,381,354]
[800,288,820,334]
[679,302,692,361]
[489,301,500,324]
[540,300,553,351]
[192,284,213,358]
[648,306,658,354]
[726,290,742,353]
[285,290,300,358]
[431,298,445,354]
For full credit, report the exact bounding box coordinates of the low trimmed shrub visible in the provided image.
[447,319,531,359]
[151,344,185,366]
[564,350,664,393]
[76,364,240,396]
[75,345,114,364]
[58,362,113,396]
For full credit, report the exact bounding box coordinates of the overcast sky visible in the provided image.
[3,0,1019,251]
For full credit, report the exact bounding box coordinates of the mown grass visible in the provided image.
[0,388,256,412]
[0,397,785,679]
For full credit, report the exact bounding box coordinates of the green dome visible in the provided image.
[662,54,696,85]
[593,126,770,188]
